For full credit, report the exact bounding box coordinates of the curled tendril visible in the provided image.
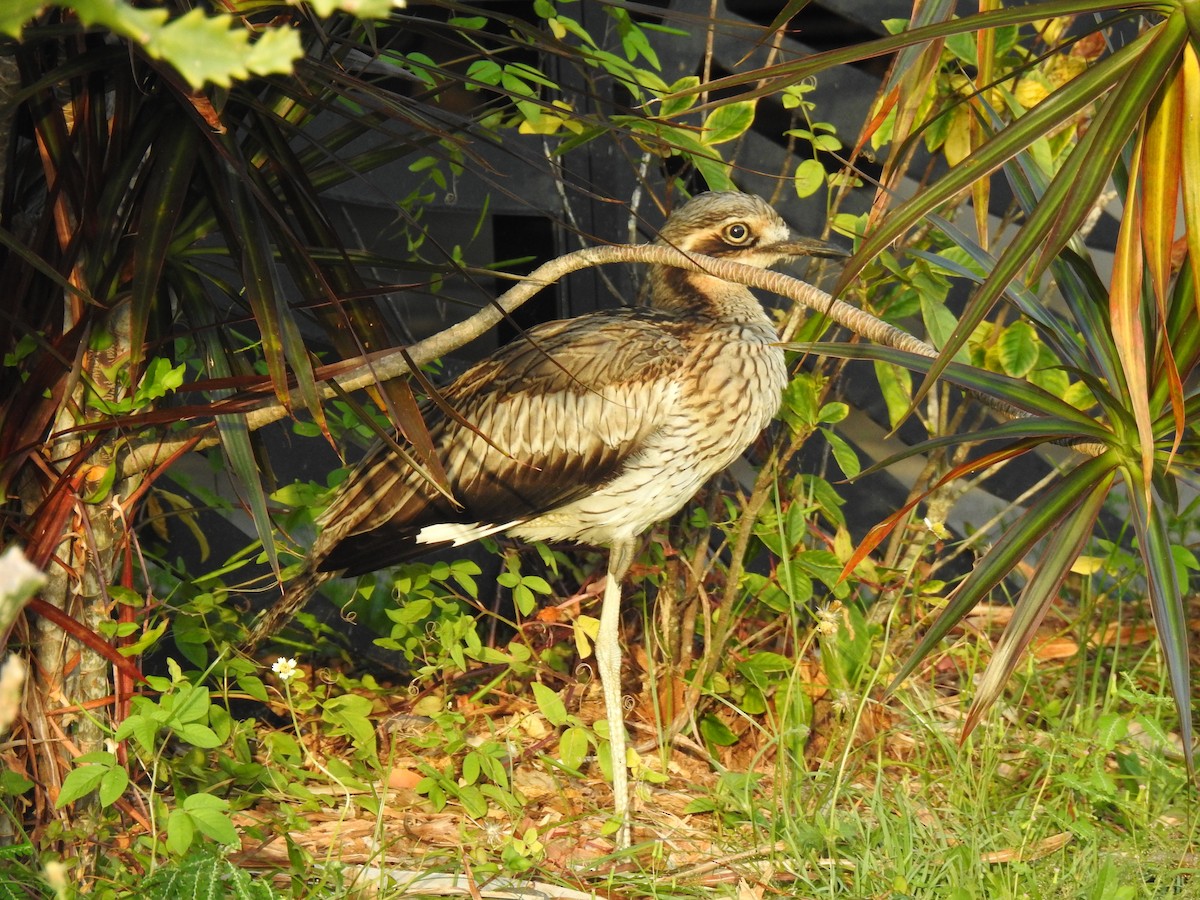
[575,662,595,685]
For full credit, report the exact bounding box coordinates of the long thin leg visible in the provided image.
[596,538,634,848]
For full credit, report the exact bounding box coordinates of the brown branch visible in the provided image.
[118,241,1095,479]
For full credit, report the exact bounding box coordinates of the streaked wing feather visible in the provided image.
[315,311,686,575]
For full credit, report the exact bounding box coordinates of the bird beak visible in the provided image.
[773,236,850,259]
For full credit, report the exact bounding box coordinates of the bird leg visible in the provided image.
[596,538,634,848]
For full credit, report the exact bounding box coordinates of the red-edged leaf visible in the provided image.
[1142,64,1182,309]
[1141,65,1188,465]
[840,440,1042,581]
[853,416,1101,482]
[865,0,954,233]
[972,2,998,248]
[681,1,1160,107]
[130,125,198,378]
[906,16,1186,415]
[1182,45,1200,314]
[1110,136,1154,497]
[833,30,1149,301]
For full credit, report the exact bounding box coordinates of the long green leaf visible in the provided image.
[1033,13,1186,274]
[909,13,1188,412]
[1124,466,1194,777]
[887,450,1120,694]
[961,470,1113,737]
[852,416,1103,481]
[188,289,281,580]
[834,30,1150,296]
[1157,263,1200,414]
[130,123,199,376]
[789,341,1109,428]
[680,1,1154,105]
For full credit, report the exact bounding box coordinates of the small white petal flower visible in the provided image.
[272,657,299,682]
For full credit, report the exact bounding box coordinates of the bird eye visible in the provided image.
[723,222,751,244]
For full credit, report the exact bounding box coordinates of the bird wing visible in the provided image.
[314,310,687,575]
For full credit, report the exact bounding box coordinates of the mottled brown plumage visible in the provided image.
[245,192,845,846]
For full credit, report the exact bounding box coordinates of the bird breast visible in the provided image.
[509,317,788,546]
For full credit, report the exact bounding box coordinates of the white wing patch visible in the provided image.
[415,520,520,547]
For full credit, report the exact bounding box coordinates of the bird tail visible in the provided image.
[242,565,337,652]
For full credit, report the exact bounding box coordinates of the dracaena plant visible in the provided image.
[715,2,1200,758]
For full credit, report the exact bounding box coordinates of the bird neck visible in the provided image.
[647,264,775,325]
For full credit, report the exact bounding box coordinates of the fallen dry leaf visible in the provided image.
[980,831,1072,863]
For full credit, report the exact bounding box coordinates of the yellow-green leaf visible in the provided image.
[996,320,1039,377]
[702,101,755,146]
[793,158,827,199]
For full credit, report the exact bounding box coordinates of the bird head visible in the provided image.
[655,191,847,266]
[649,191,846,315]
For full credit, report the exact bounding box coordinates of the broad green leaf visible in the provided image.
[56,763,108,807]
[560,726,589,771]
[699,714,738,747]
[176,723,221,749]
[166,808,194,856]
[822,428,861,479]
[532,682,568,728]
[794,158,827,199]
[996,321,1039,378]
[114,713,158,754]
[236,674,269,704]
[919,295,963,358]
[702,101,755,145]
[457,784,488,819]
[660,76,700,117]
[522,575,553,595]
[737,651,793,690]
[98,766,129,808]
[170,684,211,725]
[692,152,734,191]
[872,360,912,430]
[1,0,45,37]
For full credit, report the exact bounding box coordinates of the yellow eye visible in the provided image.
[723,222,751,244]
